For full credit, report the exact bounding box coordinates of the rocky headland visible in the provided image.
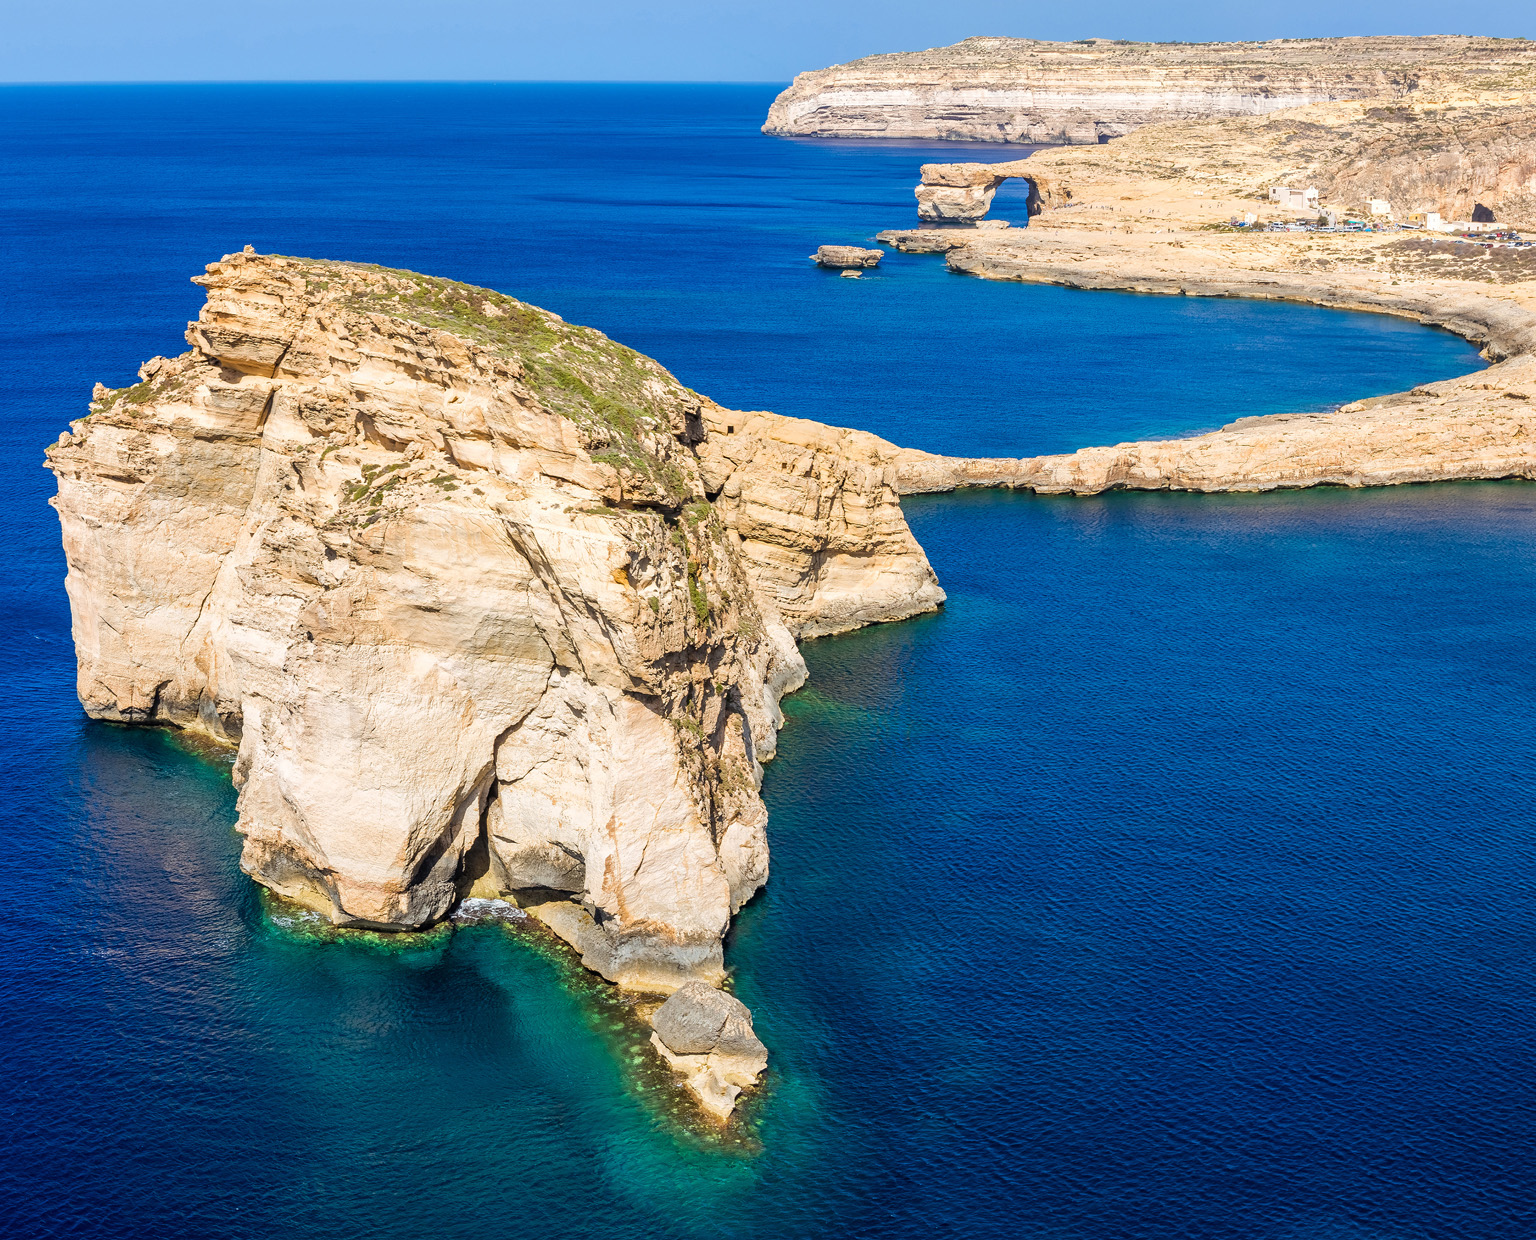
[764,35,1536,145]
[45,250,947,1119]
[833,87,1536,495]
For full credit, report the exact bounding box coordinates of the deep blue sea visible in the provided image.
[2,84,1531,1239]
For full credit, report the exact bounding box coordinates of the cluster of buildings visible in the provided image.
[1243,186,1521,238]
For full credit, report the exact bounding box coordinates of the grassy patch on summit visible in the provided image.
[310,260,697,503]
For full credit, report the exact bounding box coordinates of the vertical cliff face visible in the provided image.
[763,35,1536,145]
[46,251,944,999]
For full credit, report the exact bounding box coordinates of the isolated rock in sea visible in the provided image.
[649,981,768,1120]
[764,35,1536,145]
[813,245,882,268]
[45,250,945,1027]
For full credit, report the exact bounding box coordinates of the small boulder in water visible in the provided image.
[812,244,883,268]
[649,980,768,1120]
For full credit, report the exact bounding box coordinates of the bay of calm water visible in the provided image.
[2,85,1531,1239]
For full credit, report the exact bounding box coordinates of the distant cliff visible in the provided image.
[763,35,1536,144]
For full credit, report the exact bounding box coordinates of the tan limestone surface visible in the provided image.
[1002,93,1536,230]
[906,88,1536,229]
[812,245,884,268]
[44,250,947,1092]
[817,94,1536,496]
[764,35,1536,146]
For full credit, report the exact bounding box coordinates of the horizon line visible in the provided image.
[0,78,795,87]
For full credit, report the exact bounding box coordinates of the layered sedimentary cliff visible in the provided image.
[905,89,1536,229]
[764,35,1536,145]
[1313,105,1536,231]
[47,251,946,1113]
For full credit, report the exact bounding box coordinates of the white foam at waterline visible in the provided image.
[452,897,528,922]
[269,907,327,928]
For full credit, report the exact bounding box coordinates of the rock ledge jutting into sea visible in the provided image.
[649,981,769,1119]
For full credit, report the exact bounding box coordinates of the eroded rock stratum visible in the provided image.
[46,252,944,1017]
[764,35,1536,145]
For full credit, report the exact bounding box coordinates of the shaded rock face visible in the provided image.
[46,251,944,993]
[764,35,1536,145]
[693,406,946,638]
[652,979,764,1056]
[916,183,997,222]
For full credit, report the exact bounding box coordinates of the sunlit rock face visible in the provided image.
[46,250,945,996]
[764,35,1536,145]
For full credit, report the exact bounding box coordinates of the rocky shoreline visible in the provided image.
[856,225,1536,496]
[819,85,1536,497]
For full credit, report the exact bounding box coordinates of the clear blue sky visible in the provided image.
[4,0,1532,83]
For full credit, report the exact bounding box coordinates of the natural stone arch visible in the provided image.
[914,161,1061,223]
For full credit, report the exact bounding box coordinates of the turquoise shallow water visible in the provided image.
[3,84,1531,1239]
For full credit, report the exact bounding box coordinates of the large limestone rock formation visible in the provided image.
[764,35,1536,145]
[46,252,944,1017]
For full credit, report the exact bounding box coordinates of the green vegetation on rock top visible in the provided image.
[287,257,697,505]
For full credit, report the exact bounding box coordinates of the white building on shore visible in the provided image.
[1269,185,1319,211]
